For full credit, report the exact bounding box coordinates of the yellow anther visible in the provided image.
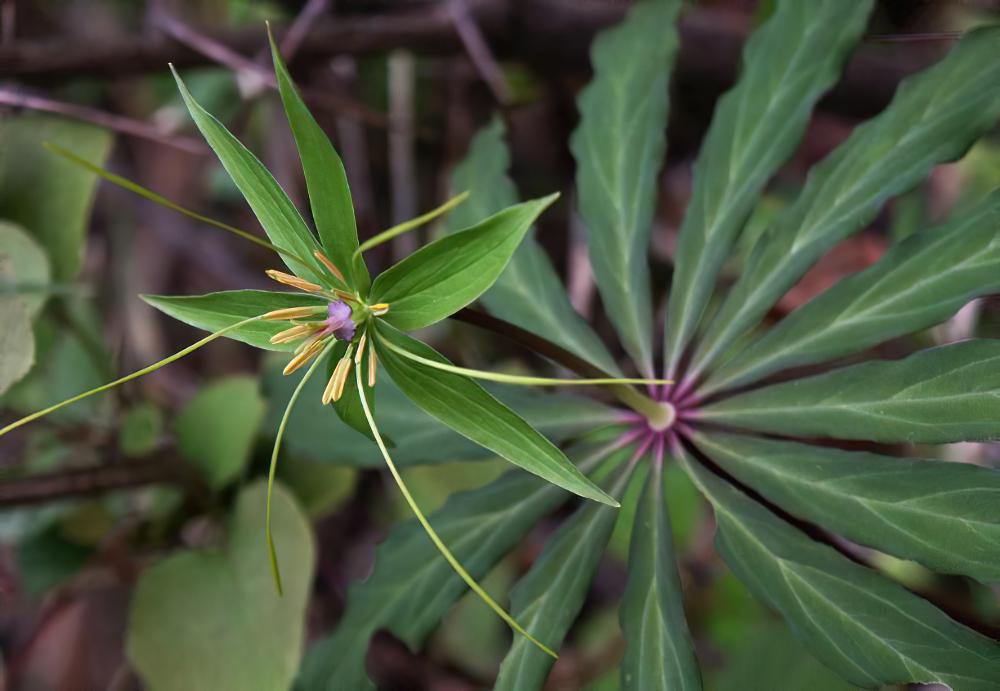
[334,289,358,303]
[314,250,346,283]
[367,343,378,388]
[354,332,368,365]
[266,269,324,293]
[370,303,390,316]
[325,356,352,403]
[262,306,326,321]
[270,323,320,345]
[283,338,326,375]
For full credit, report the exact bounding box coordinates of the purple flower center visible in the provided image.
[324,300,356,341]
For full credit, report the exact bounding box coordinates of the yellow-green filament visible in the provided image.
[378,336,672,388]
[353,362,557,659]
[0,315,264,439]
[354,191,471,259]
[266,339,336,596]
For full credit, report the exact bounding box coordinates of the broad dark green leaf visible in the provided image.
[690,26,1000,378]
[450,118,620,375]
[662,0,872,378]
[373,322,617,506]
[679,450,1000,690]
[694,431,1000,583]
[370,195,557,332]
[127,481,314,691]
[570,0,681,374]
[261,354,621,467]
[701,340,1000,443]
[269,35,370,293]
[295,443,616,691]
[0,114,112,280]
[495,453,637,689]
[172,69,324,284]
[143,290,326,352]
[176,376,266,489]
[704,191,1000,394]
[620,458,701,690]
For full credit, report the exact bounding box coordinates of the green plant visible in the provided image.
[5,0,1000,689]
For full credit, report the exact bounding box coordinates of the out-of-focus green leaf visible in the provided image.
[680,450,1000,690]
[663,0,872,378]
[570,0,681,375]
[296,444,617,691]
[449,118,619,375]
[695,431,1000,583]
[374,323,616,506]
[128,481,314,691]
[2,302,109,424]
[691,26,1000,378]
[0,221,51,318]
[370,195,558,332]
[278,456,356,519]
[0,258,33,397]
[705,190,1000,393]
[175,376,265,489]
[494,454,636,689]
[714,621,855,691]
[0,115,112,280]
[15,523,91,596]
[701,340,1000,443]
[620,459,700,690]
[261,354,619,467]
[118,402,164,458]
[172,68,324,283]
[142,290,326,352]
[269,34,369,292]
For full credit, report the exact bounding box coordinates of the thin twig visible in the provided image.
[153,11,392,129]
[0,88,208,155]
[388,50,418,259]
[448,0,511,105]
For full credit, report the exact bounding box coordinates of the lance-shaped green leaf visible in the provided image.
[690,26,1000,378]
[700,340,1000,444]
[373,322,617,506]
[570,0,681,374]
[269,34,370,293]
[663,0,872,377]
[703,191,1000,394]
[678,450,1000,690]
[171,67,324,284]
[295,443,616,691]
[693,431,1000,583]
[620,458,701,690]
[143,290,326,352]
[495,452,638,689]
[369,194,558,332]
[449,118,620,375]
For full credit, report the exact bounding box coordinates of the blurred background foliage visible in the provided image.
[1,0,999,689]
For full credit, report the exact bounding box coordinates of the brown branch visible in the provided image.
[0,1,943,120]
[0,455,205,508]
[0,87,208,154]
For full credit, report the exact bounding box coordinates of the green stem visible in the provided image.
[354,361,558,659]
[266,339,336,596]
